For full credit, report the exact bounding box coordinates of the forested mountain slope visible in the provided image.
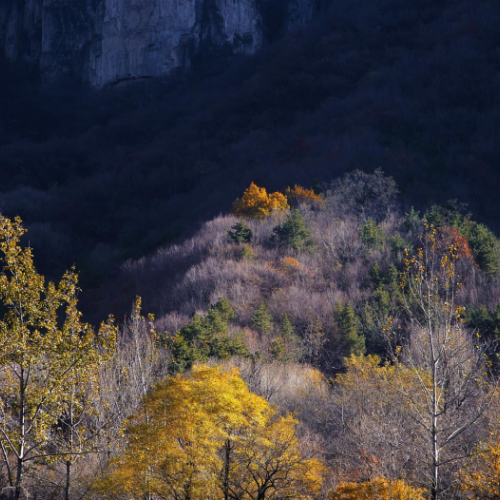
[2,172,500,499]
[120,172,500,373]
[104,171,500,499]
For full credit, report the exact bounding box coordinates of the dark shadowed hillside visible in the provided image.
[0,0,499,319]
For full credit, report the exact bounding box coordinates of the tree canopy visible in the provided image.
[95,365,325,500]
[232,183,289,219]
[0,216,117,500]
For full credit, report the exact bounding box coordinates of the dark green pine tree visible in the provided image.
[280,314,295,338]
[359,219,384,249]
[170,334,193,374]
[252,303,274,335]
[171,298,249,372]
[368,262,382,286]
[273,209,314,251]
[465,223,500,275]
[402,206,422,234]
[269,314,303,362]
[227,221,253,244]
[334,303,366,357]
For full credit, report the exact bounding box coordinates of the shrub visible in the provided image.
[330,478,426,500]
[278,256,304,276]
[240,244,257,260]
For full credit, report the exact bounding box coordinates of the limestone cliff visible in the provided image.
[0,0,320,87]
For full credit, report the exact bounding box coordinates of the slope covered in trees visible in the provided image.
[2,168,500,499]
[120,171,500,372]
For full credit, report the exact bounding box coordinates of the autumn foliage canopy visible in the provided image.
[232,182,289,219]
[96,365,325,500]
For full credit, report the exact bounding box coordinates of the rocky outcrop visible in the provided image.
[0,0,319,87]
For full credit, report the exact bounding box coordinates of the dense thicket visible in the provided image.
[1,0,500,316]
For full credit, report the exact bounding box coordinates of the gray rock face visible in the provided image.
[1,0,318,87]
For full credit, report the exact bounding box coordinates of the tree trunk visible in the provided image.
[65,399,74,500]
[223,439,231,500]
[65,460,71,500]
[15,369,26,500]
[429,290,440,500]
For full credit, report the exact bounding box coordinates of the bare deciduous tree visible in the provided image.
[390,229,495,500]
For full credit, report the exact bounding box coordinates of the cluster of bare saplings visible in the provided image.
[2,171,500,500]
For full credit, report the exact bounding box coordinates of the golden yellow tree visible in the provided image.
[98,370,223,500]
[96,365,324,500]
[232,182,289,219]
[0,216,117,500]
[330,478,426,500]
[230,412,325,500]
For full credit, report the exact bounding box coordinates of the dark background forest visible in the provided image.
[1,0,499,321]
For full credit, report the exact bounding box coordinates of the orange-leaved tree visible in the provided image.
[95,365,325,500]
[232,182,289,219]
[330,478,426,500]
[285,185,325,208]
